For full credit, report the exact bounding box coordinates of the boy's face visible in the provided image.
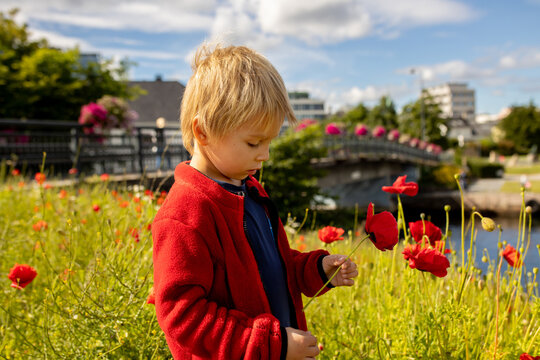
[200,119,282,186]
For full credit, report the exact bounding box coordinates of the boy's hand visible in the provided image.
[322,255,358,287]
[285,327,320,359]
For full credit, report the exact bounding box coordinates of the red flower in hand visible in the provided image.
[520,353,540,360]
[501,244,522,267]
[365,203,398,251]
[318,226,345,244]
[8,263,38,289]
[382,175,418,196]
[403,243,450,277]
[409,220,442,246]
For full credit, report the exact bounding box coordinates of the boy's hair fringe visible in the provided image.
[180,44,296,154]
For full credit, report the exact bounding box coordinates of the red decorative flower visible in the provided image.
[501,244,522,267]
[295,118,318,132]
[34,172,46,185]
[8,263,37,289]
[520,353,540,360]
[382,175,418,196]
[409,220,442,246]
[365,203,398,251]
[68,168,78,175]
[325,123,343,135]
[100,173,110,181]
[403,243,450,277]
[318,226,345,244]
[92,204,101,212]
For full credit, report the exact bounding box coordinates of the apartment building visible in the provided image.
[288,91,326,121]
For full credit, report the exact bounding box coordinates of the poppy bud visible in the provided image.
[533,267,538,275]
[318,343,324,351]
[444,205,451,212]
[525,206,532,214]
[481,256,488,263]
[481,217,496,232]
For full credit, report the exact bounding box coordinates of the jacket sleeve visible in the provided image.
[287,246,331,298]
[152,218,282,360]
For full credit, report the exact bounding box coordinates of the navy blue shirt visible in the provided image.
[217,180,292,327]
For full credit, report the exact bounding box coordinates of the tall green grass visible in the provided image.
[1,169,539,359]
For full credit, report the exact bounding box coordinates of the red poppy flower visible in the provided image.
[409,220,442,246]
[501,244,522,267]
[8,263,38,289]
[382,175,418,196]
[520,353,540,360]
[365,202,398,251]
[318,226,345,244]
[33,220,48,232]
[100,173,110,181]
[68,168,78,175]
[11,169,20,176]
[34,172,46,185]
[92,204,101,212]
[58,189,68,199]
[403,243,450,277]
[434,240,452,254]
[146,287,155,305]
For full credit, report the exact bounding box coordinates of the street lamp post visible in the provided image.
[410,68,426,141]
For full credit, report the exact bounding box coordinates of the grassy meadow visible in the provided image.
[1,168,539,359]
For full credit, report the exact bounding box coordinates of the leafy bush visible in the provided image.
[467,157,505,178]
[263,124,328,220]
[420,164,462,190]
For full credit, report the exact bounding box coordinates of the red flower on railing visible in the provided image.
[409,220,442,246]
[372,125,386,138]
[354,124,368,136]
[387,129,400,141]
[8,263,38,289]
[318,226,345,244]
[325,122,343,135]
[402,243,450,277]
[501,244,522,267]
[382,175,418,196]
[365,202,398,251]
[409,138,419,147]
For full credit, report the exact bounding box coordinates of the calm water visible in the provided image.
[447,218,540,277]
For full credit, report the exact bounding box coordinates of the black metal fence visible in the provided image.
[0,119,190,175]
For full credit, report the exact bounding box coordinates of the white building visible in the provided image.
[288,91,326,121]
[425,83,476,140]
[426,82,475,122]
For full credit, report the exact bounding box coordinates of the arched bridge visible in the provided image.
[1,120,439,209]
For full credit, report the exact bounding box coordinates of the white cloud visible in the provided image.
[498,47,540,70]
[28,28,91,49]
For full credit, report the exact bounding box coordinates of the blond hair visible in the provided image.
[180,44,296,154]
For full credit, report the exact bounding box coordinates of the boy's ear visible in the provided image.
[192,117,209,146]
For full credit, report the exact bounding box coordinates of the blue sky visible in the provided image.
[3,0,540,116]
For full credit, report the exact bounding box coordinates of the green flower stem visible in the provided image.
[303,234,369,312]
[455,174,467,303]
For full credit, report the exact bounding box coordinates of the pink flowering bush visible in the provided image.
[296,118,318,132]
[79,95,138,135]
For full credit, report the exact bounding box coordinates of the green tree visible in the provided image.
[366,96,397,129]
[0,9,135,120]
[499,102,540,152]
[342,102,369,127]
[263,124,327,221]
[399,92,448,145]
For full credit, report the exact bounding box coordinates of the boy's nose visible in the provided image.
[257,145,270,161]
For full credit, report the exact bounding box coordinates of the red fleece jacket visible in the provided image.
[152,162,330,359]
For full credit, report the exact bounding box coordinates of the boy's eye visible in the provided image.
[247,142,259,148]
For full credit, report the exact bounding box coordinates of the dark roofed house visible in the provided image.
[128,79,185,128]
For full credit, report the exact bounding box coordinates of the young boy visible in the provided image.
[152,44,358,360]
